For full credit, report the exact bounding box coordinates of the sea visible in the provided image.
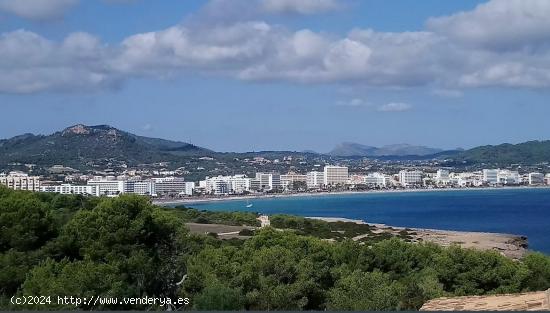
[180,188,550,254]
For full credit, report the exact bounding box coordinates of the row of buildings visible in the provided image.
[0,172,194,197]
[2,167,550,197]
[198,166,349,195]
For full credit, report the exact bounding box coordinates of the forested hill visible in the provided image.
[1,187,550,310]
[0,124,212,168]
[446,140,550,165]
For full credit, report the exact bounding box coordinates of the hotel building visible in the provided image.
[398,170,423,187]
[435,169,451,185]
[152,177,190,195]
[40,184,100,196]
[252,173,281,191]
[528,172,545,185]
[0,171,41,191]
[306,171,325,189]
[87,177,126,196]
[281,172,307,189]
[324,166,349,186]
[482,169,500,184]
[363,172,388,187]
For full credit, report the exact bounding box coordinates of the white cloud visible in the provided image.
[260,0,341,14]
[0,30,117,93]
[377,102,412,112]
[336,98,369,107]
[427,0,550,51]
[0,0,77,20]
[2,0,550,94]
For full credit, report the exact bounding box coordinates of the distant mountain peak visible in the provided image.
[63,124,92,135]
[0,124,210,168]
[329,142,443,157]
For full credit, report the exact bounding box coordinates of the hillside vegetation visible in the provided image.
[451,140,550,165]
[1,187,550,310]
[0,124,210,168]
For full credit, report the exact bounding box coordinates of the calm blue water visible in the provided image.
[179,188,550,254]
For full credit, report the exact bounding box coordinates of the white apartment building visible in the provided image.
[281,173,307,189]
[125,180,156,196]
[398,170,423,187]
[204,176,230,195]
[435,169,450,185]
[306,171,325,189]
[528,173,545,185]
[497,170,521,185]
[363,172,387,187]
[152,177,188,195]
[87,178,126,196]
[482,169,500,185]
[228,175,251,194]
[40,184,100,196]
[0,171,40,191]
[546,174,550,185]
[182,182,195,196]
[202,175,251,195]
[252,173,281,191]
[324,166,349,186]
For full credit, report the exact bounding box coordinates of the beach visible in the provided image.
[307,216,528,259]
[153,185,550,206]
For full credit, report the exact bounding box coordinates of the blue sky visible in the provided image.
[1,0,549,152]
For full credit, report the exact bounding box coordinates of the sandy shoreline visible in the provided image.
[154,185,550,206]
[307,216,528,259]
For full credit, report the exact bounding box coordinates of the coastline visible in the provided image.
[307,216,528,259]
[153,185,550,206]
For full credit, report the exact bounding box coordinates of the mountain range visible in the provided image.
[328,142,445,157]
[1,124,549,168]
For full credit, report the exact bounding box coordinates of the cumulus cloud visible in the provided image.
[427,0,550,51]
[377,102,412,112]
[0,0,77,20]
[0,30,118,93]
[1,0,550,94]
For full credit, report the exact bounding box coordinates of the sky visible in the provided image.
[0,0,549,153]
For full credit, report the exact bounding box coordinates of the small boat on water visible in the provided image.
[245,199,253,208]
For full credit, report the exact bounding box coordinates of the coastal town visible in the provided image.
[2,163,549,199]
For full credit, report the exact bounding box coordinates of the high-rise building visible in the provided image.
[306,171,325,189]
[0,171,40,191]
[398,170,423,187]
[125,180,156,196]
[482,169,500,184]
[323,166,349,185]
[152,177,188,195]
[497,170,521,185]
[252,173,281,191]
[528,173,545,185]
[435,169,450,184]
[228,175,251,194]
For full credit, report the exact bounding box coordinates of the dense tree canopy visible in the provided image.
[1,185,550,310]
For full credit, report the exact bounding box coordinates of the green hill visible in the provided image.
[0,124,211,168]
[450,140,550,165]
